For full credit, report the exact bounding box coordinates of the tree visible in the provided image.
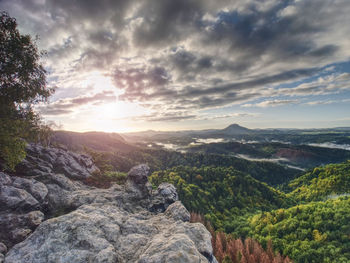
[0,12,54,170]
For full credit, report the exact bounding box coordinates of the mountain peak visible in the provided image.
[222,123,251,134]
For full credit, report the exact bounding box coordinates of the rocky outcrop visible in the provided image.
[165,201,191,222]
[1,145,216,263]
[0,242,7,263]
[5,203,214,263]
[16,144,99,179]
[0,172,46,248]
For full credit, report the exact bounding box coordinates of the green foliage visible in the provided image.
[188,141,350,169]
[84,147,300,186]
[0,12,54,170]
[249,197,350,263]
[0,122,26,171]
[150,161,350,262]
[191,212,293,263]
[149,166,293,231]
[83,170,127,188]
[84,148,114,174]
[287,161,350,201]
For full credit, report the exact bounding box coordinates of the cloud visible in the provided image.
[305,98,350,106]
[128,111,197,122]
[281,73,350,97]
[2,0,350,124]
[125,111,258,122]
[132,0,204,47]
[38,91,116,115]
[242,99,298,108]
[199,112,259,120]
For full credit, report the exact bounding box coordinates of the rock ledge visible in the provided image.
[1,145,216,263]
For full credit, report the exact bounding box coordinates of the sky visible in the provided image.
[1,0,350,132]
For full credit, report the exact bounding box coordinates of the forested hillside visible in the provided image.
[287,161,350,201]
[87,148,299,186]
[150,166,293,231]
[149,161,350,263]
[249,197,350,263]
[50,131,350,263]
[188,141,350,169]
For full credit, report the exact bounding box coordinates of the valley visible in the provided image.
[46,124,350,263]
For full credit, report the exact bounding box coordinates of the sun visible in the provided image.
[50,71,151,132]
[86,102,148,132]
[78,72,149,131]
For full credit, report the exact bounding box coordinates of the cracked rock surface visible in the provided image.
[1,145,217,263]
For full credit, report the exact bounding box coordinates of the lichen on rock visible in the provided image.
[1,145,216,263]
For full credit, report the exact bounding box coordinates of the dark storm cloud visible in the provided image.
[114,66,173,101]
[182,68,319,97]
[203,2,339,62]
[2,0,350,118]
[116,66,318,108]
[132,0,203,47]
[45,0,131,23]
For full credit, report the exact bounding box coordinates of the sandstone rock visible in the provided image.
[127,164,150,184]
[165,201,190,222]
[0,173,47,249]
[138,233,209,263]
[0,173,11,186]
[17,144,99,180]
[157,183,178,203]
[0,185,39,212]
[36,173,80,191]
[12,177,48,203]
[0,211,44,248]
[0,243,7,254]
[9,229,32,244]
[3,158,216,263]
[173,223,214,260]
[5,203,215,263]
[25,211,45,227]
[149,183,178,212]
[44,184,72,215]
[126,164,152,199]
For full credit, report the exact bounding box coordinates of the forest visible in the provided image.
[148,161,350,263]
[1,4,350,263]
[83,140,350,263]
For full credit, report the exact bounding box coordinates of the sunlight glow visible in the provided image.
[81,71,122,95]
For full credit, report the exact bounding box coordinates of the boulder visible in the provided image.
[125,164,152,199]
[157,183,178,203]
[0,173,12,186]
[149,183,178,212]
[12,177,48,203]
[0,174,47,249]
[5,203,215,263]
[165,201,190,222]
[0,243,6,254]
[0,185,39,212]
[127,164,150,184]
[0,211,44,248]
[2,149,216,263]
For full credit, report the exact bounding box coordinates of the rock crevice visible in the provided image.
[0,145,217,263]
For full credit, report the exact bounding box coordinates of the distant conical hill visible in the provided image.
[220,123,252,135]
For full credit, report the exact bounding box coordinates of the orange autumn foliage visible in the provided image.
[190,213,293,263]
